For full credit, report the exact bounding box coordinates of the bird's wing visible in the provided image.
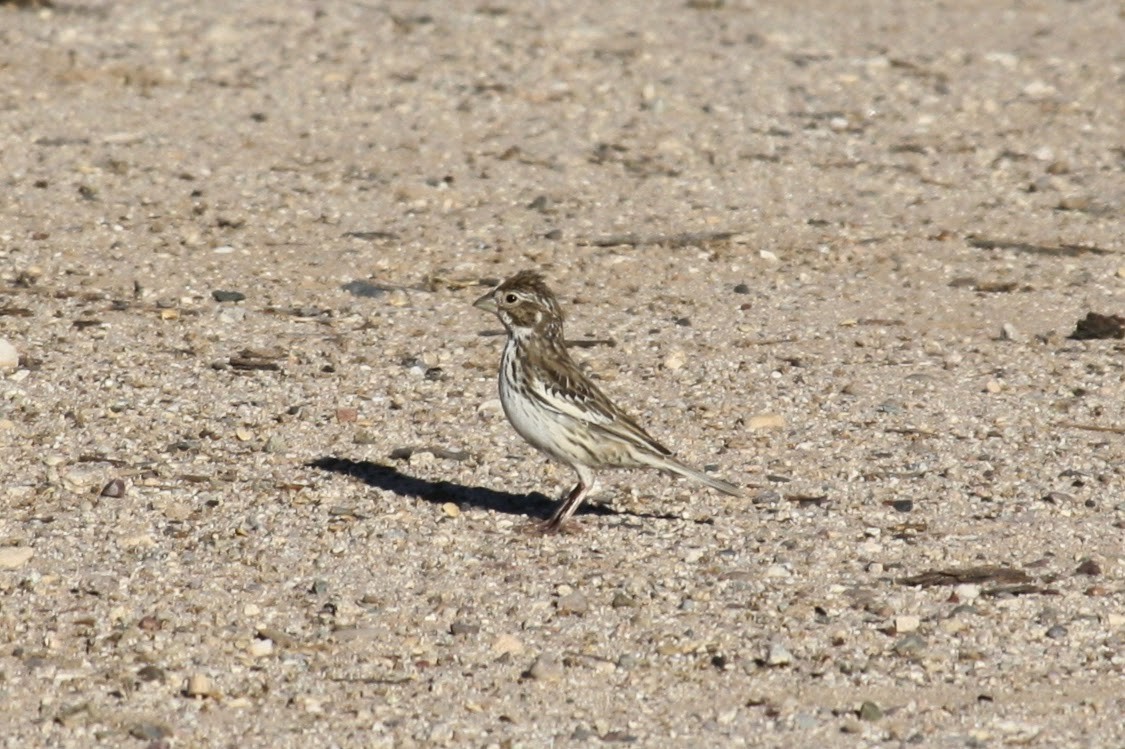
[529,348,674,457]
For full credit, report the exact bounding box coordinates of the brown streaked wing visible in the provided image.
[525,339,673,457]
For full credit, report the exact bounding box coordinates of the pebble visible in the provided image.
[766,642,793,666]
[0,339,18,372]
[1000,323,1020,341]
[211,289,246,302]
[136,665,165,682]
[611,592,638,608]
[441,502,461,519]
[663,350,686,370]
[747,413,785,430]
[895,615,921,634]
[893,634,927,657]
[0,547,34,569]
[100,478,126,498]
[449,619,479,636]
[526,655,564,681]
[984,380,1002,394]
[248,639,274,657]
[1045,624,1067,640]
[184,673,215,698]
[1074,559,1101,576]
[764,564,791,578]
[858,701,883,721]
[557,591,589,616]
[491,634,524,656]
[129,722,173,741]
[954,584,981,602]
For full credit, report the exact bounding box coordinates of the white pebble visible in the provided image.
[0,546,33,569]
[0,339,18,373]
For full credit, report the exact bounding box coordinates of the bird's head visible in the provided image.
[474,270,565,340]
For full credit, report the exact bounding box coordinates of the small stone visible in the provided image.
[895,615,921,634]
[733,283,750,294]
[492,634,525,656]
[984,379,1002,394]
[129,722,173,741]
[1000,323,1020,341]
[0,547,33,569]
[858,701,883,721]
[263,435,286,453]
[247,638,274,657]
[557,591,589,616]
[1045,624,1067,640]
[136,665,165,682]
[764,564,791,578]
[184,673,214,698]
[212,245,235,254]
[211,289,246,303]
[335,408,358,423]
[526,655,564,681]
[0,339,19,372]
[100,478,126,498]
[954,584,981,602]
[891,499,914,512]
[1074,559,1101,576]
[449,619,479,636]
[1056,195,1092,212]
[611,592,637,608]
[766,642,793,666]
[440,502,461,519]
[663,350,686,370]
[939,618,965,635]
[235,428,254,442]
[893,634,927,657]
[747,413,785,430]
[353,430,379,445]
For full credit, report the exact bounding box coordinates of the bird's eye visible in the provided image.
[504,293,518,304]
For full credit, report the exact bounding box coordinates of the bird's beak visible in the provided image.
[473,291,497,313]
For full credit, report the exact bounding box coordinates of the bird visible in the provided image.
[473,270,741,532]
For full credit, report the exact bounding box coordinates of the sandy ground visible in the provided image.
[1,0,1123,747]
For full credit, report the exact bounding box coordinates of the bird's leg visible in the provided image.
[539,468,597,533]
[539,481,589,533]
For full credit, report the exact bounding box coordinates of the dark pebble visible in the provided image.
[450,620,480,636]
[892,499,914,513]
[100,478,126,498]
[1045,624,1068,639]
[211,290,246,303]
[341,280,390,298]
[1075,559,1101,576]
[858,701,883,721]
[129,722,172,741]
[136,665,165,682]
[733,283,750,294]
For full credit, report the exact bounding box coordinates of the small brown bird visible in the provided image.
[474,270,741,531]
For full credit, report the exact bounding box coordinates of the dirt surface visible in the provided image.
[1,0,1123,746]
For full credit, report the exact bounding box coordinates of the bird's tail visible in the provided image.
[662,457,743,497]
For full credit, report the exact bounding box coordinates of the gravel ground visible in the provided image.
[1,1,1123,747]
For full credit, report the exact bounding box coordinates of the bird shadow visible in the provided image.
[308,457,702,525]
[308,456,615,521]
